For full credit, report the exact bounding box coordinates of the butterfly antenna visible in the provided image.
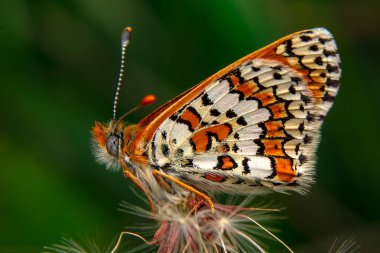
[112,95,156,132]
[111,27,156,133]
[113,26,132,121]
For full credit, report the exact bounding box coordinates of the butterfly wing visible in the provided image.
[137,28,340,194]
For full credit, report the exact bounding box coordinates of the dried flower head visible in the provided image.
[116,193,291,253]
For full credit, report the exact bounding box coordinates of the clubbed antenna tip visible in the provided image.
[121,27,132,45]
[140,95,156,106]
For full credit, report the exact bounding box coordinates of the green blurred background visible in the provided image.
[1,0,379,252]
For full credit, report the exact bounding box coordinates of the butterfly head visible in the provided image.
[92,93,156,170]
[92,120,126,170]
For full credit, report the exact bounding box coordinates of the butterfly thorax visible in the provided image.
[121,124,150,168]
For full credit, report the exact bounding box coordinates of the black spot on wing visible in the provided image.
[300,35,312,42]
[306,111,315,122]
[323,49,336,57]
[226,109,237,118]
[303,134,312,144]
[210,109,221,116]
[232,143,239,153]
[314,56,323,66]
[202,93,213,106]
[299,154,307,165]
[291,76,301,84]
[298,122,305,134]
[319,37,332,44]
[242,157,251,174]
[252,66,261,72]
[326,78,339,87]
[295,143,300,155]
[289,85,296,94]
[237,116,248,126]
[309,45,319,51]
[284,39,294,56]
[273,72,282,80]
[327,64,339,73]
[322,92,336,102]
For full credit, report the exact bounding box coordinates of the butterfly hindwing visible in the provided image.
[143,28,340,194]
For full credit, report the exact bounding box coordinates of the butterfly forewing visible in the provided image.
[140,28,340,194]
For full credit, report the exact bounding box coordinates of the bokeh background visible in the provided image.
[1,0,379,252]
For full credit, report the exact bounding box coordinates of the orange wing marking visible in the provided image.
[218,155,238,170]
[269,102,288,119]
[262,139,286,157]
[191,124,232,153]
[273,157,296,182]
[235,80,259,97]
[227,74,241,87]
[252,89,277,106]
[264,121,286,138]
[180,107,201,131]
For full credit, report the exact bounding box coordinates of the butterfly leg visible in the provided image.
[122,167,156,214]
[152,169,215,212]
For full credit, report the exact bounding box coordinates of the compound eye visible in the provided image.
[106,135,119,157]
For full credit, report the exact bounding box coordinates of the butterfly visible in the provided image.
[92,27,340,211]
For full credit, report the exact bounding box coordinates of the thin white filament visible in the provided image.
[217,231,228,253]
[110,231,149,253]
[239,214,294,253]
[234,229,266,253]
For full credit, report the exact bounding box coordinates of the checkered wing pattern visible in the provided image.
[143,28,340,194]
